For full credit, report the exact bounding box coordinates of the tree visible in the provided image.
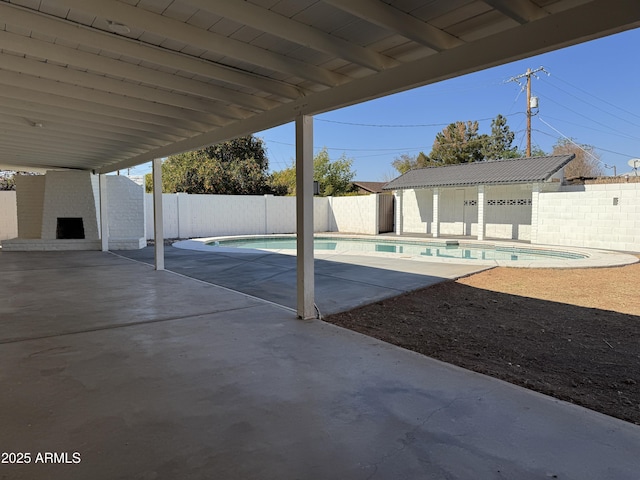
[0,171,16,191]
[529,145,547,157]
[391,152,430,175]
[391,115,521,174]
[551,138,604,178]
[428,120,486,165]
[145,135,286,195]
[271,147,356,196]
[481,114,518,160]
[0,171,41,190]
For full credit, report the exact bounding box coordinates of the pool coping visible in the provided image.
[173,234,639,269]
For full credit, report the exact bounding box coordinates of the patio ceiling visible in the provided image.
[0,0,638,174]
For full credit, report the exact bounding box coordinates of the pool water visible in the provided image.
[207,236,586,262]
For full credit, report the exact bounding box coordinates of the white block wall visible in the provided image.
[144,194,337,239]
[313,197,331,232]
[484,184,533,240]
[536,183,640,252]
[107,176,145,249]
[0,191,17,240]
[328,195,378,235]
[402,189,433,234]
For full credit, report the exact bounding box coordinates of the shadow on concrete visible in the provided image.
[116,246,487,314]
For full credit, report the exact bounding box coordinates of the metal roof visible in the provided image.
[383,155,575,190]
[0,0,638,174]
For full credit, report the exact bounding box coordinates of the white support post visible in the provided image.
[477,185,485,241]
[394,190,403,235]
[152,158,164,271]
[99,174,109,252]
[432,188,440,238]
[296,114,315,319]
[531,183,541,245]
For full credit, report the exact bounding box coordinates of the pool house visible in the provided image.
[384,155,574,242]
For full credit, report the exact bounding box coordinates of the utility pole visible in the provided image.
[526,68,532,157]
[507,67,548,157]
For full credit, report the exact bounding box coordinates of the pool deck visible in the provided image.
[175,234,639,270]
[1,248,639,479]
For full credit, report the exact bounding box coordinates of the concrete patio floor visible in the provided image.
[116,246,492,315]
[1,250,639,479]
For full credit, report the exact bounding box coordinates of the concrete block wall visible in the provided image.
[265,195,294,233]
[14,175,45,239]
[192,194,265,237]
[535,183,640,252]
[0,191,17,240]
[484,184,533,240]
[107,176,145,249]
[328,195,378,235]
[401,189,432,234]
[314,197,331,232]
[145,194,336,239]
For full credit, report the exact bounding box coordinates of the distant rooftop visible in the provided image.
[352,181,388,194]
[383,155,575,190]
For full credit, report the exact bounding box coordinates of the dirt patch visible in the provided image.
[325,260,640,425]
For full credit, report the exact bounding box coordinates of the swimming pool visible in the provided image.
[204,235,586,262]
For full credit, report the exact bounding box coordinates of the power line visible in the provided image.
[537,116,638,161]
[264,138,432,152]
[535,92,633,139]
[540,114,640,141]
[550,74,640,122]
[544,77,640,129]
[315,112,523,128]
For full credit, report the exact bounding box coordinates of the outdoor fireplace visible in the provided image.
[56,217,85,239]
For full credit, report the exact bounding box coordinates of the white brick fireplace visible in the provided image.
[1,171,145,251]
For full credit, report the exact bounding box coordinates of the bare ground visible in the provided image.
[324,260,640,425]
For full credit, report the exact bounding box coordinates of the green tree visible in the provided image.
[271,147,356,196]
[391,152,430,174]
[428,120,486,165]
[529,145,547,157]
[391,115,523,174]
[0,171,41,191]
[481,114,518,160]
[0,171,16,191]
[145,135,286,195]
[551,138,603,178]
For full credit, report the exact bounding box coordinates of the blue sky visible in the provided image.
[131,27,640,180]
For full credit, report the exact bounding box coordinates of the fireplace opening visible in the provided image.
[57,217,85,239]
